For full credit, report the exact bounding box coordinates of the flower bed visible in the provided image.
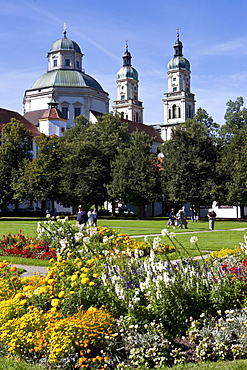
[0,232,56,260]
[0,219,247,368]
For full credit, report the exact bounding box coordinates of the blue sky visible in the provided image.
[0,0,247,125]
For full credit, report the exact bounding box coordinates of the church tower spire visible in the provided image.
[161,30,196,140]
[112,42,144,123]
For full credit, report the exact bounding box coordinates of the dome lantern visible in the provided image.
[167,31,190,72]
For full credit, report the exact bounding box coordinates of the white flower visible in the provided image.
[161,228,169,236]
[190,236,198,244]
[46,213,51,218]
[169,232,175,238]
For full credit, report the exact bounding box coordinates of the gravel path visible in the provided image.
[14,264,48,278]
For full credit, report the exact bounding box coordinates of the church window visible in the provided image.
[62,107,69,120]
[126,114,128,120]
[135,112,139,122]
[122,86,124,89]
[173,87,177,92]
[74,107,81,118]
[178,107,181,118]
[53,60,57,67]
[173,77,176,81]
[172,105,178,118]
[76,61,80,68]
[168,109,171,119]
[134,95,137,100]
[65,59,70,67]
[121,95,125,100]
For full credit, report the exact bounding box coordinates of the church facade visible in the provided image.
[23,30,109,129]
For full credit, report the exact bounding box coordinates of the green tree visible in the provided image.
[59,113,130,210]
[161,113,218,211]
[0,119,33,211]
[218,97,247,216]
[107,130,162,218]
[14,134,63,212]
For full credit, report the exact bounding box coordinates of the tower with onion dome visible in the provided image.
[23,29,109,128]
[113,42,143,123]
[161,30,196,140]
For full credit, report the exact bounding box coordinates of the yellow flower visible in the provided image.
[92,273,98,278]
[58,291,65,298]
[10,276,17,282]
[50,307,57,313]
[57,255,62,262]
[10,266,17,272]
[20,299,27,305]
[59,272,65,277]
[87,307,97,313]
[81,278,90,284]
[15,293,25,300]
[51,298,60,308]
[71,275,78,281]
[48,279,56,286]
[89,282,95,286]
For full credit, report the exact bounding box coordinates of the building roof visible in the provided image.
[24,110,47,126]
[31,70,105,91]
[40,107,66,120]
[167,56,190,72]
[50,32,82,54]
[125,119,163,143]
[117,66,139,80]
[0,108,40,137]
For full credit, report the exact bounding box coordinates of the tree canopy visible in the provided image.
[107,130,162,217]
[0,119,33,210]
[161,110,219,208]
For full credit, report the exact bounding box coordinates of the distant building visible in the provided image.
[0,108,40,138]
[160,30,196,141]
[23,30,109,128]
[113,42,144,123]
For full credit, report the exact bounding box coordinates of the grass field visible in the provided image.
[0,356,246,370]
[0,217,247,265]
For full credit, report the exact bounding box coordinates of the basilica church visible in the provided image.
[2,29,239,218]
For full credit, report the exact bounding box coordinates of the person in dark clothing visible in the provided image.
[208,209,216,230]
[167,208,176,228]
[77,205,88,232]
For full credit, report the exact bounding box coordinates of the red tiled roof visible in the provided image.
[0,108,40,137]
[125,119,163,143]
[23,109,47,125]
[40,107,65,120]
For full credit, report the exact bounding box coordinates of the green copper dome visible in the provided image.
[50,31,82,54]
[117,66,138,80]
[167,56,190,72]
[31,70,104,91]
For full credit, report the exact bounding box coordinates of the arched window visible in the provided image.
[168,109,171,119]
[172,105,177,118]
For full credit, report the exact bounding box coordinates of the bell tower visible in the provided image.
[113,41,144,123]
[161,30,196,140]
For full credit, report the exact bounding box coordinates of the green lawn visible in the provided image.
[1,217,246,237]
[0,217,247,266]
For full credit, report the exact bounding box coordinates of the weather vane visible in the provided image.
[126,39,128,51]
[63,23,67,37]
[176,27,180,39]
